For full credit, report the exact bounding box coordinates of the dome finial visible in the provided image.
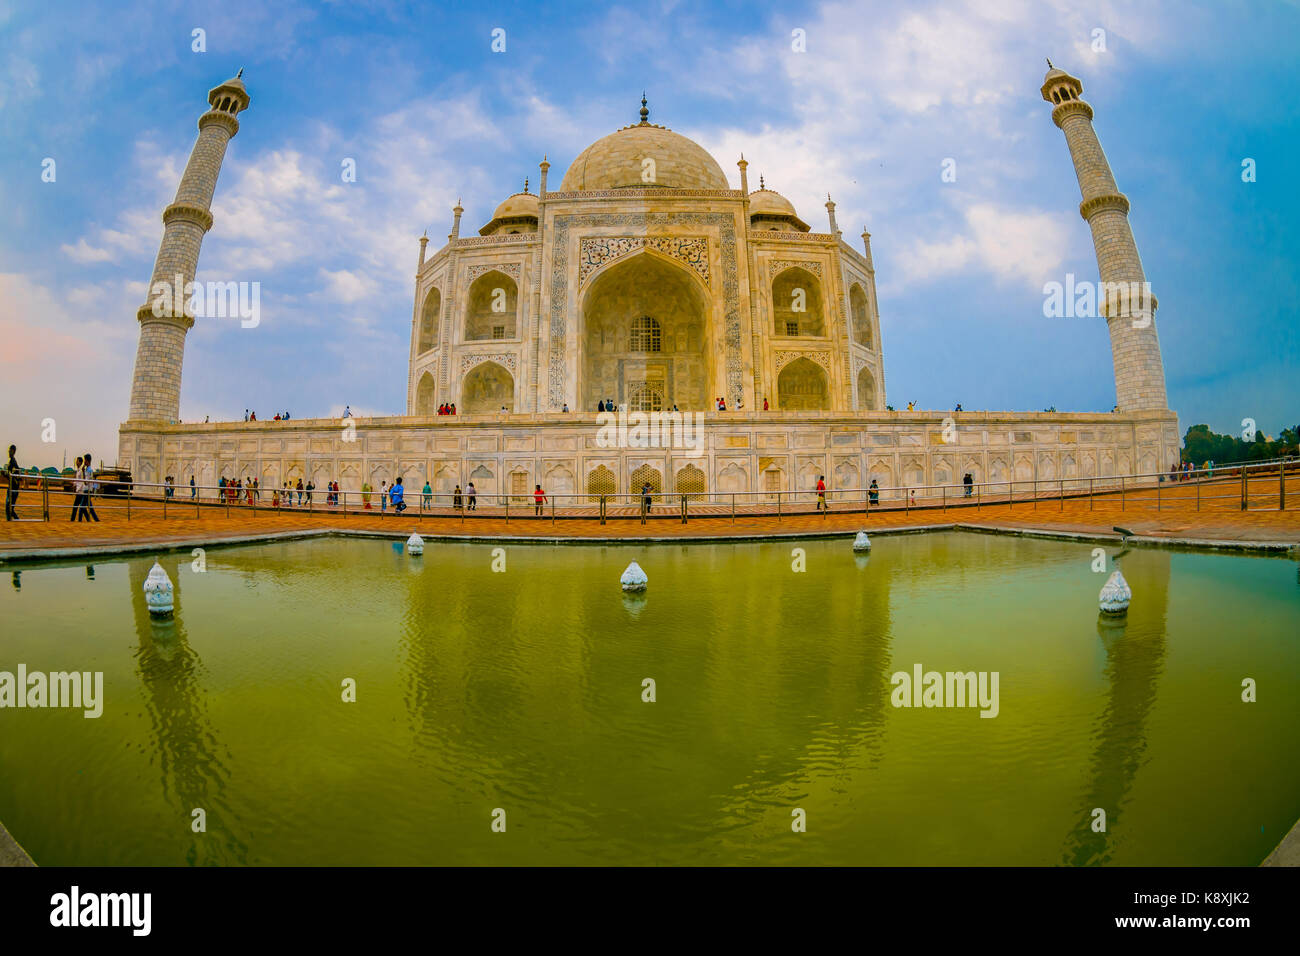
[1046,57,1054,69]
[237,67,244,79]
[639,92,649,125]
[524,177,529,193]
[759,174,765,190]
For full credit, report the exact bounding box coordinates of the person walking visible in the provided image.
[189,475,196,499]
[534,484,546,517]
[467,481,477,511]
[69,456,85,521]
[868,479,880,508]
[963,472,974,497]
[815,475,828,512]
[362,481,372,509]
[4,445,19,520]
[390,477,406,513]
[306,479,314,505]
[452,484,463,510]
[422,480,431,510]
[380,481,388,513]
[296,478,304,505]
[81,453,99,521]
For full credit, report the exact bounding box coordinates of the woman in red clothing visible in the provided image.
[533,484,546,516]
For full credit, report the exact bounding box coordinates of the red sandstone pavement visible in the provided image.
[2,476,1297,559]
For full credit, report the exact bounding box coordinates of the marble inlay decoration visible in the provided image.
[579,236,711,287]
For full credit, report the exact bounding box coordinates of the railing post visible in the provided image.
[1089,477,1094,511]
[126,486,131,521]
[1241,464,1248,511]
[731,492,735,523]
[1196,473,1200,511]
[1059,477,1064,511]
[1280,459,1286,511]
[1156,474,1161,512]
[942,485,946,513]
[681,495,688,525]
[551,494,555,525]
[162,487,167,519]
[42,475,50,521]
[505,495,509,523]
[1120,475,1125,511]
[777,491,782,521]
[977,482,981,512]
[1033,478,1037,509]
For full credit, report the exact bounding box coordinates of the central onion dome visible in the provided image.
[558,95,729,192]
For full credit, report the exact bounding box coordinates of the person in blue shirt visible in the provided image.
[390,477,406,513]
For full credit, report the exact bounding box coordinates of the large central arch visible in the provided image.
[581,251,712,412]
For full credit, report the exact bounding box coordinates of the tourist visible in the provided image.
[3,445,17,521]
[868,479,880,507]
[391,477,406,513]
[598,399,605,412]
[467,481,477,510]
[190,475,196,499]
[672,404,679,412]
[720,397,727,411]
[422,480,432,509]
[271,485,280,508]
[909,489,916,506]
[954,403,963,412]
[165,476,174,499]
[450,403,456,415]
[963,472,974,497]
[380,481,388,512]
[274,412,281,420]
[69,456,84,520]
[295,478,304,505]
[362,481,372,509]
[204,415,209,423]
[343,405,352,418]
[452,484,463,510]
[763,397,769,411]
[1207,460,1215,478]
[562,403,569,413]
[306,479,314,505]
[218,475,226,500]
[244,409,249,422]
[907,401,915,411]
[816,475,828,512]
[81,453,99,521]
[534,483,546,516]
[641,481,653,514]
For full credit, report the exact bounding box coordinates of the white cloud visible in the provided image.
[61,238,114,263]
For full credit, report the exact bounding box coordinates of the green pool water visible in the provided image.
[0,532,1297,866]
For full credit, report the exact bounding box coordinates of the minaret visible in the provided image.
[127,72,250,422]
[1043,62,1168,411]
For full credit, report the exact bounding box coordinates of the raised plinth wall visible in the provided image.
[119,409,1180,501]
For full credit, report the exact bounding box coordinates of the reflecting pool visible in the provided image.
[1,532,1297,865]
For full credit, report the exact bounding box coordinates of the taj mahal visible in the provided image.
[119,65,1180,503]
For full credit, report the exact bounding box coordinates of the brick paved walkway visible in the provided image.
[2,475,1297,560]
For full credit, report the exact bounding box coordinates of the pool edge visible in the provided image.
[0,820,36,867]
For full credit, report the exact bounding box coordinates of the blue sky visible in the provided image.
[1,0,1296,465]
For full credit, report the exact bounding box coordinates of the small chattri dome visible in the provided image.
[748,188,797,219]
[748,184,810,232]
[479,187,540,236]
[492,191,539,221]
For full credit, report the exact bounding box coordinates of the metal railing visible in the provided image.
[4,457,1293,527]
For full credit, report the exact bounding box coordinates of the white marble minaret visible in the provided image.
[1043,62,1169,412]
[126,72,249,422]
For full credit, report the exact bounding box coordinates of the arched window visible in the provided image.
[630,316,661,352]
